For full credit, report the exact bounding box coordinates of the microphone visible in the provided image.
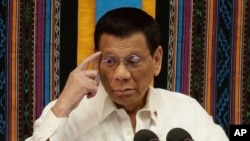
[166,128,194,141]
[134,129,160,141]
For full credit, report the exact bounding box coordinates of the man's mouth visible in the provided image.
[112,88,134,95]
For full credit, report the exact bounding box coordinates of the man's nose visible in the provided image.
[113,61,131,81]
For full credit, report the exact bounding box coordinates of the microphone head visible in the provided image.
[166,128,194,141]
[134,129,160,141]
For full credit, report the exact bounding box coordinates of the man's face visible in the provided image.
[98,32,162,109]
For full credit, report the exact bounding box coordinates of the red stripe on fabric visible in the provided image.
[35,0,45,119]
[181,0,191,94]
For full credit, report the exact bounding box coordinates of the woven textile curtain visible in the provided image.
[1,0,62,140]
[1,0,250,140]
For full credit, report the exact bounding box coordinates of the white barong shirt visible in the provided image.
[26,84,229,141]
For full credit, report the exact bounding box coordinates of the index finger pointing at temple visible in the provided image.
[77,51,101,70]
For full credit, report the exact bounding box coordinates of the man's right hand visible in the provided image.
[52,52,101,117]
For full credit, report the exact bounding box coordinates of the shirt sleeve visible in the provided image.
[25,100,68,141]
[191,99,229,141]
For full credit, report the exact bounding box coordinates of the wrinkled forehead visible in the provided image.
[98,32,151,54]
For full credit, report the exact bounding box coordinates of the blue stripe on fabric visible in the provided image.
[45,0,51,105]
[175,0,183,92]
[0,0,7,140]
[95,0,142,22]
[215,0,232,135]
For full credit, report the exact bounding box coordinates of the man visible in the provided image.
[26,7,229,141]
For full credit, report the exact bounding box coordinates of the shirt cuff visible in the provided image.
[33,109,68,140]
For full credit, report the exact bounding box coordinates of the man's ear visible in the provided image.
[153,46,163,76]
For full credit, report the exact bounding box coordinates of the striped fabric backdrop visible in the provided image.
[2,0,61,140]
[0,0,249,140]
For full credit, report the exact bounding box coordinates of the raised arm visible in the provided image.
[26,52,101,141]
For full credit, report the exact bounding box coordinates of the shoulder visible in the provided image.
[148,86,203,112]
[150,87,196,103]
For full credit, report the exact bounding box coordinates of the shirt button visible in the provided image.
[126,131,131,136]
[49,127,53,132]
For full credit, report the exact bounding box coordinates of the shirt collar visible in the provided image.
[99,86,158,125]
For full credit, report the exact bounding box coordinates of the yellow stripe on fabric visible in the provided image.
[11,0,17,140]
[234,0,243,124]
[206,0,215,115]
[77,0,95,68]
[142,0,155,18]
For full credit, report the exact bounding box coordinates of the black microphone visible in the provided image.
[166,128,194,141]
[134,129,160,141]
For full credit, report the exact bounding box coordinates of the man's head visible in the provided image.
[95,7,163,111]
[94,7,160,54]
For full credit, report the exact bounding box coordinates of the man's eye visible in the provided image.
[127,56,141,64]
[102,58,116,64]
[105,59,113,63]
